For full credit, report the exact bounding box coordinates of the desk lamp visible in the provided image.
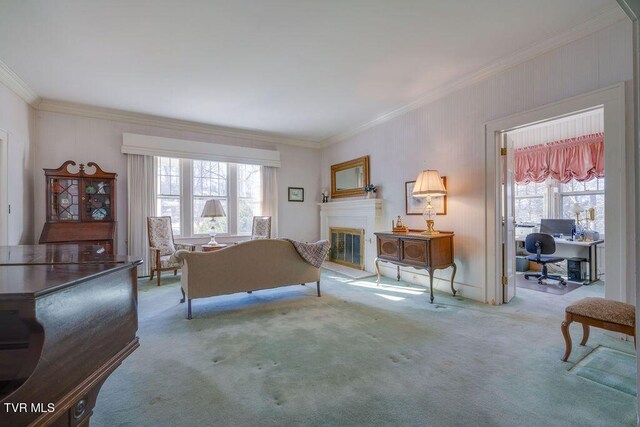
[412,170,446,235]
[201,199,226,246]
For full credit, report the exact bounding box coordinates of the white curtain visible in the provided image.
[261,166,278,238]
[127,154,156,276]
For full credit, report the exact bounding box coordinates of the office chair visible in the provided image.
[524,233,567,286]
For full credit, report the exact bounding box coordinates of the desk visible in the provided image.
[374,231,456,303]
[516,237,603,284]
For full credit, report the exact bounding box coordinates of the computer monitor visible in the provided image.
[539,219,574,237]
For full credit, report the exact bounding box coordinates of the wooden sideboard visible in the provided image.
[374,231,457,303]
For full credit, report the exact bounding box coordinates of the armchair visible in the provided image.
[251,216,272,240]
[147,216,195,286]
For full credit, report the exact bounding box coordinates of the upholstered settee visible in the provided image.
[175,239,325,319]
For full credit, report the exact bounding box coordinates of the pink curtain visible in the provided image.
[514,133,604,185]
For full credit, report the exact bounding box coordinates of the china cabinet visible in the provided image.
[39,161,117,254]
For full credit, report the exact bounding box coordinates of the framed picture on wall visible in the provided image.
[405,177,447,215]
[288,187,304,202]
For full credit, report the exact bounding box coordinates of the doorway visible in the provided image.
[501,109,605,303]
[485,83,632,306]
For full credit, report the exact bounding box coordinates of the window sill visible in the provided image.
[175,235,252,244]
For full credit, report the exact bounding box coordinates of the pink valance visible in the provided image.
[514,133,604,185]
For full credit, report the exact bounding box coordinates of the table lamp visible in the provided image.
[412,170,446,235]
[201,199,226,246]
[572,202,584,225]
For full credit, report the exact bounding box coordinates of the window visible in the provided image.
[193,160,228,234]
[155,157,262,237]
[514,177,605,234]
[560,177,605,233]
[156,157,181,235]
[237,164,262,234]
[514,181,545,225]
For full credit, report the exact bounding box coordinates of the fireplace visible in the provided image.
[329,227,365,270]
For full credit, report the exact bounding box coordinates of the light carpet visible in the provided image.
[322,261,375,279]
[93,271,636,426]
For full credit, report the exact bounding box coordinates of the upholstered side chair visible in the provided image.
[251,216,272,240]
[147,216,195,286]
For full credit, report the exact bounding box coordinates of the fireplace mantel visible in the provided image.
[318,198,385,273]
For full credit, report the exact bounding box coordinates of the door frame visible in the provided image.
[484,83,631,305]
[0,129,8,245]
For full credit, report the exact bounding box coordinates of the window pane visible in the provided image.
[238,200,261,234]
[237,164,262,234]
[193,197,227,234]
[193,160,227,197]
[561,194,605,234]
[157,157,181,196]
[515,197,544,224]
[157,197,180,235]
[192,160,228,234]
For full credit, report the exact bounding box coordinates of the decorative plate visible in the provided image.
[92,208,107,220]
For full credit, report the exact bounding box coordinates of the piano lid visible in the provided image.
[0,244,142,298]
[0,244,130,266]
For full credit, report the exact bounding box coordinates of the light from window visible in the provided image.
[515,181,545,224]
[560,177,605,233]
[193,160,228,235]
[237,164,262,234]
[156,157,181,235]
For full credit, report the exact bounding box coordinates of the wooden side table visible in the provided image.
[201,244,228,252]
[374,231,457,303]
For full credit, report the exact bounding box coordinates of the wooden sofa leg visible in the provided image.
[180,287,185,303]
[580,323,590,346]
[317,281,321,297]
[561,319,572,362]
[174,269,178,276]
[187,299,192,320]
[157,270,161,287]
[150,270,155,281]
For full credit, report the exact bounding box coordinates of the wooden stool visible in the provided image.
[561,297,636,362]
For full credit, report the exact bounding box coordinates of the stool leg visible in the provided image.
[580,324,590,346]
[561,319,572,362]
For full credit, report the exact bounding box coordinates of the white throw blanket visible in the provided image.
[282,239,330,268]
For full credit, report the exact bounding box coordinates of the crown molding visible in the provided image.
[0,59,40,105]
[35,99,320,148]
[320,5,629,147]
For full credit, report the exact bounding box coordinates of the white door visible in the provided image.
[0,130,7,246]
[501,132,516,303]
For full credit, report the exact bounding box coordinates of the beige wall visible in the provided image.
[0,81,34,244]
[34,110,321,254]
[320,19,634,301]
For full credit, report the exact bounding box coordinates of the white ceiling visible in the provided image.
[0,0,620,142]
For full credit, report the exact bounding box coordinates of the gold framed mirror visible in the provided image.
[331,156,370,199]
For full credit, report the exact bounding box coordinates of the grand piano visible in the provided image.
[0,244,141,426]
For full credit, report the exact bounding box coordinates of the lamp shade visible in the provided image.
[201,199,226,218]
[412,170,446,197]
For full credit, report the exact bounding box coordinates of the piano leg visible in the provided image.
[187,299,192,320]
[180,287,185,303]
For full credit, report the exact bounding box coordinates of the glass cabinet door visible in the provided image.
[49,178,80,221]
[82,178,113,221]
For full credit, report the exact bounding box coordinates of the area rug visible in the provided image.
[571,346,637,396]
[516,272,581,295]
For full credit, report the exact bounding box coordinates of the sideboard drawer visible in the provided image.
[378,237,400,260]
